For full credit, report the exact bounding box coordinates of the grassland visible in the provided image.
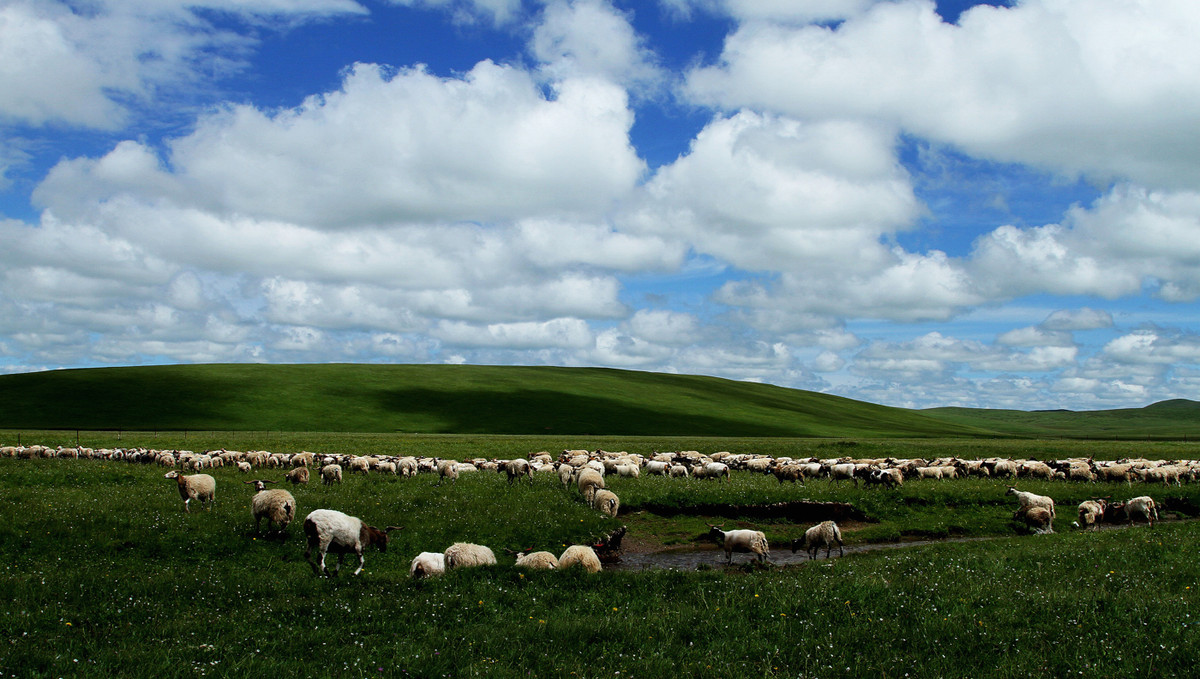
[5,363,1198,438]
[2,442,1199,677]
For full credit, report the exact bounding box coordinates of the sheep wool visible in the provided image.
[443,543,496,569]
[591,489,620,518]
[410,552,446,578]
[558,545,602,573]
[164,471,216,513]
[791,521,844,560]
[513,551,559,570]
[246,481,296,532]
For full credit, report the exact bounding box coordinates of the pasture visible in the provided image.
[1,435,1199,677]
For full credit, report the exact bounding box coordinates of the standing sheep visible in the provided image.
[1017,506,1055,534]
[245,480,296,533]
[285,467,310,485]
[164,471,216,513]
[592,489,620,518]
[707,524,770,564]
[576,468,605,502]
[1006,486,1056,520]
[1075,499,1107,531]
[436,459,459,485]
[321,464,343,486]
[302,509,401,577]
[790,521,844,560]
[558,545,602,573]
[1126,496,1158,526]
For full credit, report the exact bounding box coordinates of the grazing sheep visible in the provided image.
[592,489,620,518]
[1017,505,1055,534]
[1075,499,1107,531]
[348,457,370,475]
[398,457,419,477]
[645,461,669,476]
[409,552,446,578]
[444,543,497,569]
[615,464,640,479]
[558,545,602,573]
[669,464,690,478]
[321,464,343,486]
[828,463,858,486]
[771,464,806,485]
[790,521,844,560]
[236,461,252,473]
[285,466,310,485]
[302,509,401,577]
[708,524,770,564]
[576,468,605,502]
[512,550,559,570]
[558,463,575,488]
[164,471,216,513]
[1006,486,1056,520]
[376,461,397,475]
[436,459,459,485]
[700,462,731,481]
[864,468,902,488]
[1126,496,1159,526]
[245,480,296,533]
[502,458,533,484]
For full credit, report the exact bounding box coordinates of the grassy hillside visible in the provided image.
[0,363,989,437]
[923,398,1200,438]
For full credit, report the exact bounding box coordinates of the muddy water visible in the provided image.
[606,536,1003,571]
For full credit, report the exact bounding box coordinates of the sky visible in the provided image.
[2,0,1199,411]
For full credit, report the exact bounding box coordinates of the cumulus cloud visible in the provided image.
[387,0,521,25]
[531,0,663,91]
[685,0,1200,189]
[662,0,878,23]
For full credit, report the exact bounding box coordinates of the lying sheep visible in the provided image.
[1017,505,1054,534]
[302,509,401,577]
[1006,486,1056,520]
[790,520,844,560]
[512,550,559,570]
[245,479,296,533]
[708,524,770,564]
[321,464,342,486]
[1075,499,1107,531]
[444,543,497,569]
[592,489,620,518]
[1126,496,1158,526]
[164,471,216,513]
[409,552,446,578]
[558,545,602,573]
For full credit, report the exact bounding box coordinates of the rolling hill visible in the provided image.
[0,363,1195,438]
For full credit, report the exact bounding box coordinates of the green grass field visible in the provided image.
[1,447,1198,678]
[4,363,1198,438]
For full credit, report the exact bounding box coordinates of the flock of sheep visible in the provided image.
[1,443,1186,572]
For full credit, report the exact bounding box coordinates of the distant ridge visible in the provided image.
[0,364,1196,438]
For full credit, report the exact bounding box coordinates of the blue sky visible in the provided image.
[2,0,1199,410]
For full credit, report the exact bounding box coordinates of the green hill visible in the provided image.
[0,363,989,437]
[921,399,1200,438]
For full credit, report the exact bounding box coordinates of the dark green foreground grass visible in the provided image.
[1,457,1198,678]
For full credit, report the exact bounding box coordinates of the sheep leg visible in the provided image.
[353,549,365,576]
[183,497,191,513]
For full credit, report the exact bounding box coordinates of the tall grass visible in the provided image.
[1,456,1198,677]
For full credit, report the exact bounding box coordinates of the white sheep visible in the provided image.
[398,457,419,477]
[285,466,310,485]
[444,542,497,569]
[668,464,690,478]
[513,550,559,570]
[321,464,342,486]
[1017,506,1055,534]
[707,524,770,564]
[1075,499,1107,531]
[1006,486,1056,520]
[409,552,446,578]
[436,459,459,485]
[245,479,296,533]
[1126,496,1158,526]
[348,457,371,475]
[164,471,216,513]
[501,458,533,484]
[576,468,605,502]
[302,509,401,577]
[615,464,640,479]
[236,461,252,473]
[592,489,620,518]
[790,520,844,560]
[558,545,602,573]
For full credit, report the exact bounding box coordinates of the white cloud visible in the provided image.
[685,0,1200,189]
[434,318,595,349]
[1040,307,1114,332]
[663,0,878,23]
[532,0,663,91]
[387,0,521,25]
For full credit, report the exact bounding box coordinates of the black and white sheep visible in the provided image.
[302,509,401,577]
[592,489,620,518]
[164,470,216,513]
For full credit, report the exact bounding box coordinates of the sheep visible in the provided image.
[302,509,401,577]
[285,466,310,485]
[1017,506,1055,534]
[1126,496,1158,526]
[592,489,620,518]
[443,543,497,569]
[615,464,640,479]
[1075,499,1107,531]
[558,545,602,573]
[436,459,459,485]
[1006,486,1056,520]
[790,520,844,560]
[398,457,419,477]
[376,461,397,475]
[409,552,446,578]
[828,463,858,485]
[321,464,342,486]
[245,480,296,533]
[501,458,533,484]
[558,463,575,488]
[576,468,605,502]
[512,550,559,570]
[771,464,806,485]
[347,457,370,475]
[236,461,252,473]
[645,461,670,476]
[164,471,216,513]
[707,524,770,564]
[668,464,690,478]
